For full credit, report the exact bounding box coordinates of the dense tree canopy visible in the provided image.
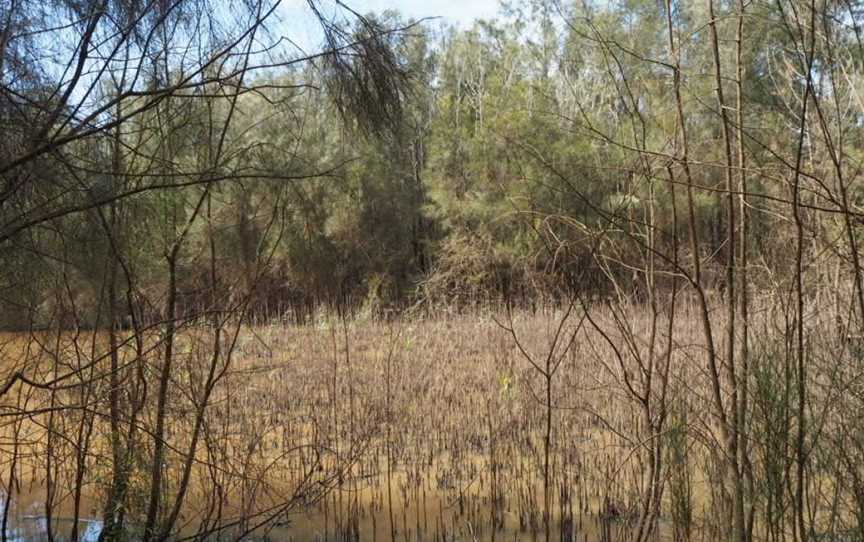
[6,0,864,322]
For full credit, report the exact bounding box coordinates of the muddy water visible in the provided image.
[0,493,102,542]
[274,490,624,542]
[0,316,695,541]
[1,464,647,541]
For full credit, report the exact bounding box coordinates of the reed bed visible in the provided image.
[0,298,859,541]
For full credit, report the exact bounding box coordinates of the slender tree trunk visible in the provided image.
[665,0,728,463]
[100,199,125,541]
[787,2,817,539]
[706,1,746,539]
[544,369,552,542]
[143,252,179,542]
[734,3,756,537]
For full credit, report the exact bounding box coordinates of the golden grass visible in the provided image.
[0,299,857,540]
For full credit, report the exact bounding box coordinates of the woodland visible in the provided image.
[1,0,864,541]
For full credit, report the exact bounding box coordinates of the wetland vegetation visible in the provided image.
[2,0,864,540]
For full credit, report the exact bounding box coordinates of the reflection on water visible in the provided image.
[1,494,102,542]
[5,517,102,542]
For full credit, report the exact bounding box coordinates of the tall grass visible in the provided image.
[0,296,861,541]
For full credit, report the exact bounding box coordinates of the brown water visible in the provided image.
[0,314,700,541]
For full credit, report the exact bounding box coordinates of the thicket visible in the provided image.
[7,0,840,325]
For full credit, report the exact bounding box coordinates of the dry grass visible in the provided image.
[0,298,859,541]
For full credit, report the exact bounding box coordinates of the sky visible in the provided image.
[343,0,501,25]
[280,0,503,52]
